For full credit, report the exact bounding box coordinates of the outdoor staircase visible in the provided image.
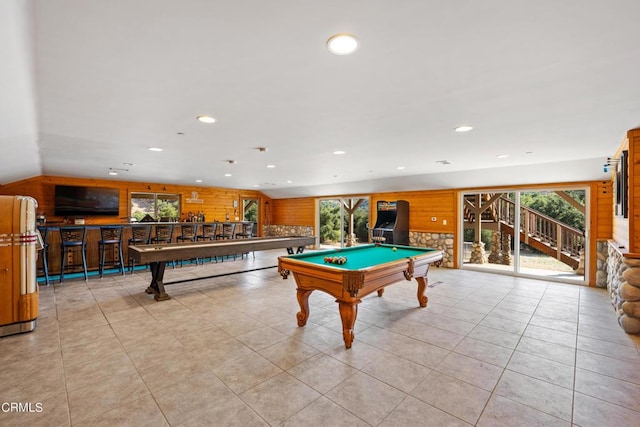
[464,195,583,270]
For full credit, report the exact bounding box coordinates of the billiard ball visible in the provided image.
[392,247,397,251]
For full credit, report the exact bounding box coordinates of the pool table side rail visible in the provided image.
[278,249,443,297]
[129,236,316,263]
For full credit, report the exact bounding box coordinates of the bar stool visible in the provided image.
[59,226,88,283]
[177,223,198,242]
[177,223,198,266]
[98,226,125,278]
[215,223,236,260]
[153,224,175,267]
[235,222,255,259]
[128,224,152,273]
[153,224,174,244]
[197,223,218,263]
[235,222,255,238]
[197,223,217,241]
[37,226,50,286]
[215,223,235,240]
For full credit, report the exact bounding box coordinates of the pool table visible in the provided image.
[278,244,443,348]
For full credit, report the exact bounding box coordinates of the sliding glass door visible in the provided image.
[318,198,369,249]
[460,188,587,284]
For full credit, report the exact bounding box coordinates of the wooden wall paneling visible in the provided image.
[271,198,315,226]
[0,176,270,234]
[628,129,640,252]
[371,190,456,233]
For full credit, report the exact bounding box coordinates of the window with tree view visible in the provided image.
[130,192,180,222]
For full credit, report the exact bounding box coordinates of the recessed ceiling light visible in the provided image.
[195,179,203,183]
[436,160,451,165]
[148,147,163,152]
[224,173,232,177]
[224,160,237,164]
[333,150,346,155]
[108,171,118,176]
[255,147,268,152]
[286,180,293,184]
[197,115,216,124]
[266,164,275,168]
[327,34,359,55]
[496,154,509,158]
[397,166,406,170]
[123,162,135,166]
[455,125,474,132]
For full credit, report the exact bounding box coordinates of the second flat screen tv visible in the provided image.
[54,185,120,216]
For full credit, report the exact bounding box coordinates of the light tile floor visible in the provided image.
[1,250,640,426]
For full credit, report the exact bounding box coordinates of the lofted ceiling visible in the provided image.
[2,0,640,198]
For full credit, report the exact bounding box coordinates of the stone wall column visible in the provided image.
[469,242,487,264]
[620,258,640,334]
[487,231,501,264]
[501,233,512,265]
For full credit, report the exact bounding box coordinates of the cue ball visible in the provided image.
[392,247,397,251]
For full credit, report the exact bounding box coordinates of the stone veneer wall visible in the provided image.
[263,225,314,237]
[409,232,454,268]
[606,242,640,334]
[595,240,609,288]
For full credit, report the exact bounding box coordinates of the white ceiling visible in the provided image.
[2,0,639,198]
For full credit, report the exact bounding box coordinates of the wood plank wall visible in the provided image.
[629,129,640,253]
[0,176,271,232]
[269,198,315,226]
[371,190,457,233]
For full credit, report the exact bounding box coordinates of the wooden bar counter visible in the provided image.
[38,221,255,277]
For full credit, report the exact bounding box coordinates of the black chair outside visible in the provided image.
[177,223,199,266]
[37,226,50,286]
[98,226,125,278]
[59,226,88,283]
[236,222,255,259]
[128,224,152,273]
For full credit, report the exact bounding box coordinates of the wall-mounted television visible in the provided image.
[54,185,120,216]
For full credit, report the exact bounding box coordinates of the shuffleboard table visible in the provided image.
[278,244,443,348]
[129,236,316,301]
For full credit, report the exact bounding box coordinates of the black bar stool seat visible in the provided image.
[59,226,88,283]
[37,226,50,286]
[99,225,125,278]
[128,224,152,273]
[154,224,175,267]
[177,223,199,266]
[196,223,218,263]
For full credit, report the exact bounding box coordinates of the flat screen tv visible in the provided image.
[54,185,120,216]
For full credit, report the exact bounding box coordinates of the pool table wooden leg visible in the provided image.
[415,276,428,307]
[296,288,313,326]
[338,300,359,349]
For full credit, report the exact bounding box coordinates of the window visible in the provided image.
[243,199,258,222]
[130,192,180,222]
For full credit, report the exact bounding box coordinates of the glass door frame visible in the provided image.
[316,196,370,249]
[458,186,589,285]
